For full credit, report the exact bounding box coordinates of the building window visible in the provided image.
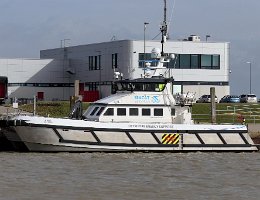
[94,56,98,70]
[201,55,212,69]
[179,54,191,69]
[112,53,118,69]
[130,108,138,116]
[154,108,163,116]
[190,54,200,69]
[138,53,220,69]
[117,108,126,116]
[89,55,101,70]
[104,108,114,116]
[89,56,94,71]
[212,55,220,69]
[167,55,179,68]
[142,108,150,116]
[138,53,156,68]
[87,82,98,91]
[98,55,101,70]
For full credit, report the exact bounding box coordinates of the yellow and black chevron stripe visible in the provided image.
[162,134,179,144]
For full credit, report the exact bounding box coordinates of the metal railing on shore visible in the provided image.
[192,104,260,124]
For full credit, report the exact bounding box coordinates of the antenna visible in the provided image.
[168,0,176,39]
[160,0,168,56]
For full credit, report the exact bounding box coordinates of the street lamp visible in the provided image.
[206,35,210,42]
[96,51,102,98]
[144,22,149,65]
[246,61,252,94]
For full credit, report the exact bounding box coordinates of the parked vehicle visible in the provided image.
[219,95,240,103]
[0,76,8,104]
[196,95,218,103]
[240,94,257,103]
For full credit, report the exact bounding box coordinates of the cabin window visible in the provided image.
[142,108,150,116]
[96,107,105,116]
[103,108,114,116]
[117,108,126,116]
[154,108,163,116]
[90,107,99,116]
[130,108,138,116]
[171,108,176,116]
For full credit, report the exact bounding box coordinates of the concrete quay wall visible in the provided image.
[248,124,260,144]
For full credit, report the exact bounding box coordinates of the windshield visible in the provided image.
[114,82,166,92]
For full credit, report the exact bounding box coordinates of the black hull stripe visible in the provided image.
[90,130,101,143]
[239,133,249,145]
[125,132,136,144]
[151,132,161,144]
[195,133,205,144]
[217,133,227,144]
[48,138,253,148]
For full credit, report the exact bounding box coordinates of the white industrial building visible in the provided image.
[0,37,230,102]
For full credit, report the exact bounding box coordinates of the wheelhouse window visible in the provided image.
[90,107,99,116]
[171,108,176,116]
[154,108,163,116]
[103,108,114,116]
[142,108,150,116]
[96,107,105,116]
[115,82,166,92]
[117,108,126,116]
[129,108,138,116]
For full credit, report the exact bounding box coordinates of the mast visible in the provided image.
[160,0,168,56]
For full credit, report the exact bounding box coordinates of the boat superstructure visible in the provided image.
[0,0,257,152]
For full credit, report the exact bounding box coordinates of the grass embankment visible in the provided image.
[20,101,90,118]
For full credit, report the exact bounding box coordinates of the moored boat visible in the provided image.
[0,0,257,152]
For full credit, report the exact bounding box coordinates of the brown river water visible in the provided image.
[0,152,259,200]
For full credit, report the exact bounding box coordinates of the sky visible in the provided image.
[0,0,259,97]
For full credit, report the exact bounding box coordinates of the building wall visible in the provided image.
[0,39,230,102]
[131,40,229,82]
[0,58,74,101]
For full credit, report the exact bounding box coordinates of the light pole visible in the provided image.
[247,61,252,94]
[206,35,210,42]
[96,51,102,98]
[144,22,149,66]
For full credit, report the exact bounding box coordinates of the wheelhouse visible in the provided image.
[112,78,173,93]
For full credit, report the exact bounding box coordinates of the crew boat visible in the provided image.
[1,1,257,152]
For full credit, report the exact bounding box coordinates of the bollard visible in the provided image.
[210,87,216,124]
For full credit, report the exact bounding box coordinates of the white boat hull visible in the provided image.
[3,116,258,152]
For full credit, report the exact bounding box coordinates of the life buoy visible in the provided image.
[237,114,245,124]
